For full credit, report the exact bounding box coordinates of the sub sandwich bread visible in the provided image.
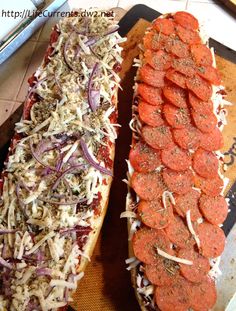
[0,10,124,311]
[124,11,229,311]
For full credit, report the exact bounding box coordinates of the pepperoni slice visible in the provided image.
[193,148,219,178]
[138,199,173,229]
[163,169,194,195]
[178,248,210,283]
[153,18,176,35]
[161,144,192,171]
[190,44,213,66]
[139,64,165,88]
[172,58,196,77]
[189,92,213,114]
[200,127,224,151]
[165,36,190,58]
[173,11,199,31]
[186,75,212,101]
[145,256,179,286]
[192,109,217,133]
[174,189,201,221]
[189,277,217,311]
[131,171,165,201]
[138,101,164,127]
[142,125,173,150]
[197,66,222,85]
[165,215,193,249]
[176,24,201,45]
[199,195,228,225]
[194,174,224,197]
[143,31,168,51]
[165,69,187,89]
[145,49,172,71]
[163,104,191,129]
[137,83,163,106]
[155,276,191,311]
[132,228,172,264]
[197,222,225,258]
[173,126,201,150]
[129,141,161,173]
[163,83,188,108]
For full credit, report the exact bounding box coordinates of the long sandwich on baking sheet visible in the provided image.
[0,10,125,311]
[124,11,229,311]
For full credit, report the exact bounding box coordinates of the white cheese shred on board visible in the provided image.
[0,9,124,311]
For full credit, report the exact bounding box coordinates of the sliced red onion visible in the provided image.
[88,63,100,111]
[104,25,120,36]
[80,139,112,176]
[38,196,87,206]
[36,267,52,276]
[52,164,86,190]
[60,225,91,235]
[0,229,17,235]
[0,256,13,269]
[30,140,56,171]
[25,76,53,103]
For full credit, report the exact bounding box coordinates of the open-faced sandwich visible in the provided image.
[124,11,229,311]
[0,10,125,311]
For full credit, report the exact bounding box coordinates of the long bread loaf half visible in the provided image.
[0,10,125,311]
[125,11,229,311]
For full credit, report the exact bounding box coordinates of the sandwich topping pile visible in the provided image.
[0,11,124,311]
[125,11,229,311]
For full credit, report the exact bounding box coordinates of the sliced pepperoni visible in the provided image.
[176,24,201,45]
[137,83,163,106]
[189,277,217,311]
[189,92,213,114]
[163,104,191,129]
[200,127,224,151]
[178,248,210,283]
[186,75,212,101]
[197,66,222,85]
[131,171,165,201]
[132,228,172,264]
[173,11,199,31]
[190,44,213,66]
[153,18,176,35]
[174,189,201,221]
[143,31,168,51]
[163,169,194,195]
[199,195,228,225]
[138,199,173,229]
[138,101,164,127]
[197,222,225,258]
[129,141,162,173]
[139,64,166,88]
[165,69,186,89]
[173,126,201,150]
[192,109,217,133]
[145,49,172,71]
[172,58,196,77]
[145,256,179,286]
[193,148,219,178]
[165,215,193,249]
[142,125,173,150]
[155,276,191,311]
[163,83,187,108]
[165,36,190,58]
[194,174,224,197]
[161,144,192,171]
